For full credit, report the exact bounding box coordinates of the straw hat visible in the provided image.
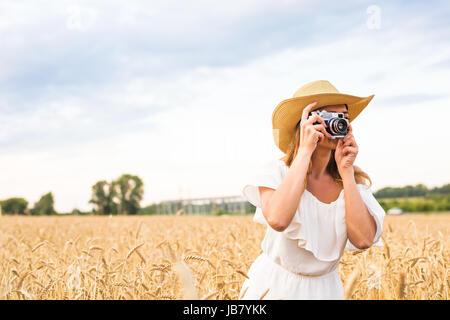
[272,80,374,154]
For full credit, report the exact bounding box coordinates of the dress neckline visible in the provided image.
[305,188,344,205]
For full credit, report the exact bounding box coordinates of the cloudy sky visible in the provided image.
[1,0,449,212]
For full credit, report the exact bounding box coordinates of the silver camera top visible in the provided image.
[309,110,347,119]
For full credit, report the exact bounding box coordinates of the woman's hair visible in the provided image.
[279,120,372,191]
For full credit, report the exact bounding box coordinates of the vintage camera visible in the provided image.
[309,110,348,138]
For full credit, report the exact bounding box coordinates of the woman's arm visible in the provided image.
[259,149,312,232]
[335,123,377,249]
[341,167,377,249]
[259,101,331,232]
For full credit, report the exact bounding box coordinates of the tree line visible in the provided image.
[374,183,450,213]
[0,174,143,215]
[373,183,450,198]
[1,181,449,215]
[0,192,56,215]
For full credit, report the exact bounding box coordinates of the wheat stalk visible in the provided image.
[126,243,145,260]
[344,267,360,300]
[31,241,47,252]
[258,288,270,300]
[236,270,249,279]
[239,286,249,300]
[201,291,218,300]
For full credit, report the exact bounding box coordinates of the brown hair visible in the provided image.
[280,120,372,191]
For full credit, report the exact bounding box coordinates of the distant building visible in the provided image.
[149,195,253,215]
[387,207,403,215]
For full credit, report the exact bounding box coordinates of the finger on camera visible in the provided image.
[343,132,353,140]
[306,114,326,127]
[312,124,330,137]
[301,102,317,123]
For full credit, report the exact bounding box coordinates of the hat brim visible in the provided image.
[272,93,374,154]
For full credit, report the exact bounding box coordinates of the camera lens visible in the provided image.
[329,118,348,134]
[336,119,347,133]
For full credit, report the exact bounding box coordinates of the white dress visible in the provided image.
[239,159,386,300]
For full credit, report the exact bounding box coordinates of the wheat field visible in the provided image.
[0,214,448,300]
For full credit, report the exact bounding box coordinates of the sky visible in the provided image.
[0,0,449,212]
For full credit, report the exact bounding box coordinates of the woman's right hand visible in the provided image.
[297,101,331,156]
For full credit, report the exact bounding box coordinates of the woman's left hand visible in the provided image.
[334,123,358,176]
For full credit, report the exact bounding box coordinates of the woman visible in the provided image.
[239,80,386,300]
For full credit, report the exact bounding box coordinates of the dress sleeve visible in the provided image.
[345,184,386,250]
[242,159,283,208]
[242,159,283,226]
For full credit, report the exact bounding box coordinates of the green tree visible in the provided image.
[430,183,450,195]
[89,180,118,215]
[31,192,57,215]
[412,184,428,197]
[138,203,158,215]
[0,197,29,215]
[113,174,144,215]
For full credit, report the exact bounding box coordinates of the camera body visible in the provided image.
[309,110,348,139]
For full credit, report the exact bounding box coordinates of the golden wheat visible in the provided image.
[0,214,448,300]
